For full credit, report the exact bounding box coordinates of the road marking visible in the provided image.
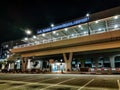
[77,79,94,90]
[39,77,58,82]
[4,77,58,90]
[117,80,120,90]
[39,78,75,90]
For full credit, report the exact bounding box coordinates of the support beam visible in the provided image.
[21,40,120,57]
[63,52,73,71]
[110,56,115,68]
[22,57,27,72]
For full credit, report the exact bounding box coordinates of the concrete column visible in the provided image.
[27,59,31,70]
[110,56,115,68]
[49,59,54,72]
[92,57,98,68]
[22,57,27,72]
[95,59,98,68]
[63,52,73,71]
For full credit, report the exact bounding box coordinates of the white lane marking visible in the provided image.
[4,77,58,90]
[77,79,94,90]
[39,77,58,82]
[39,78,75,90]
[117,80,120,90]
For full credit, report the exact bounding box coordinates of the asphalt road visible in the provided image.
[0,74,120,90]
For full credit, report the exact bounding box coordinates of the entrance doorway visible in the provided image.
[51,63,66,72]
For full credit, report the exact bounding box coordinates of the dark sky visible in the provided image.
[0,0,120,45]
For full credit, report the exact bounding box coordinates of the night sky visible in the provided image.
[0,0,120,45]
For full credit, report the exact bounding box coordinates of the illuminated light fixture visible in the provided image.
[86,13,90,17]
[53,31,56,34]
[114,16,118,19]
[114,25,118,28]
[51,24,54,27]
[71,34,74,36]
[33,35,36,39]
[95,20,99,23]
[42,33,46,36]
[83,31,87,34]
[98,28,102,31]
[24,37,28,40]
[25,29,32,35]
[65,28,68,31]
[78,25,81,28]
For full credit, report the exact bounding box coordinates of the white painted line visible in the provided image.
[77,79,94,90]
[39,78,75,90]
[39,77,58,82]
[5,77,58,90]
[117,80,120,90]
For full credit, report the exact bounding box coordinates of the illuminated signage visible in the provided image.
[37,17,89,34]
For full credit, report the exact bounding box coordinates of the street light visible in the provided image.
[86,13,90,17]
[25,29,32,37]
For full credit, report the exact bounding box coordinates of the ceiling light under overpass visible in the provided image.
[53,31,56,34]
[114,25,118,28]
[95,20,99,24]
[114,15,118,19]
[24,37,28,41]
[83,31,88,34]
[42,33,46,36]
[98,28,102,31]
[33,35,36,39]
[65,28,68,31]
[78,25,81,28]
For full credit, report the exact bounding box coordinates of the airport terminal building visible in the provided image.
[1,6,120,73]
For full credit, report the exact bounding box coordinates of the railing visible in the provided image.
[13,25,120,49]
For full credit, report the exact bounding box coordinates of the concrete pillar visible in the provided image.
[49,59,54,72]
[95,58,98,68]
[27,59,31,70]
[22,57,27,72]
[110,56,115,68]
[63,52,73,71]
[92,57,98,68]
[81,60,85,68]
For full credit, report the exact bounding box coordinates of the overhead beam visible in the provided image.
[21,40,120,57]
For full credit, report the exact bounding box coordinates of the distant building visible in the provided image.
[0,40,25,60]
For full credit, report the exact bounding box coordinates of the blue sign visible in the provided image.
[37,17,89,34]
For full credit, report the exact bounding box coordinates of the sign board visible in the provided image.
[37,17,89,34]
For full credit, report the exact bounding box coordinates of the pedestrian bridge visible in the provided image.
[11,28,120,57]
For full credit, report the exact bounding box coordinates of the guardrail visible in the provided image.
[13,25,120,49]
